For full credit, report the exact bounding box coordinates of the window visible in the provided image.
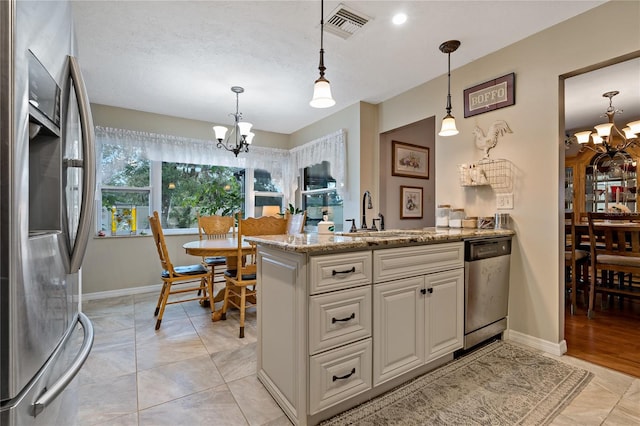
[98,149,246,234]
[301,161,343,231]
[253,169,284,217]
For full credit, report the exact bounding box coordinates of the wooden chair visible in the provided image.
[221,212,287,337]
[285,210,306,234]
[149,211,213,330]
[587,212,640,319]
[565,211,589,315]
[197,212,235,285]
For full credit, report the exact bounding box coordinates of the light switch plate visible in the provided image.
[496,193,514,209]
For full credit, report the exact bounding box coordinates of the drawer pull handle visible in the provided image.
[420,288,434,295]
[332,368,356,382]
[332,266,356,276]
[332,313,355,323]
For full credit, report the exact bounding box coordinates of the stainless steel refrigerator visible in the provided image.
[1,1,96,425]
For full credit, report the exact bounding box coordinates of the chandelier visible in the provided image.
[574,91,640,154]
[213,86,254,157]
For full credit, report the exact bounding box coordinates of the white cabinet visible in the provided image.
[257,242,463,426]
[373,243,464,386]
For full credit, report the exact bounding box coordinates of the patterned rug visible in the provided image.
[321,340,592,426]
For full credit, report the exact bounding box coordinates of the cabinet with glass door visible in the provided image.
[585,151,637,213]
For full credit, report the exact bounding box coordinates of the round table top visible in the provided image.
[183,238,252,256]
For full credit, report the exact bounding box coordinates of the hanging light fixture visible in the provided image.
[213,86,255,157]
[438,40,461,137]
[309,0,335,108]
[574,91,640,154]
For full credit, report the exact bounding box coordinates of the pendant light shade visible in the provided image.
[310,0,335,108]
[438,40,461,137]
[439,114,459,137]
[310,76,335,108]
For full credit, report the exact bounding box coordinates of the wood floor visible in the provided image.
[564,293,640,378]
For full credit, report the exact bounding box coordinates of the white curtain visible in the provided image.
[95,126,347,205]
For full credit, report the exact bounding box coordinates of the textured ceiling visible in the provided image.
[71,0,614,135]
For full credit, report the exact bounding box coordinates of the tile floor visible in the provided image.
[72,292,640,426]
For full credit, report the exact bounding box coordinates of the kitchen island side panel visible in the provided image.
[257,248,308,423]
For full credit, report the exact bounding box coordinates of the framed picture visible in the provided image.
[392,141,429,179]
[400,186,423,219]
[464,72,515,118]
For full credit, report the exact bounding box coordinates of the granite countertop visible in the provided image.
[244,227,515,254]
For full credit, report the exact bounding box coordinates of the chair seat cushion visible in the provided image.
[162,264,209,278]
[204,256,226,266]
[597,254,640,267]
[224,269,257,280]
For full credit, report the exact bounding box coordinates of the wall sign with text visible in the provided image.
[463,73,515,118]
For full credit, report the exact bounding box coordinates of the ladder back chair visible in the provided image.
[587,212,640,319]
[221,212,287,338]
[149,211,214,330]
[285,210,307,234]
[565,211,589,315]
[197,212,235,285]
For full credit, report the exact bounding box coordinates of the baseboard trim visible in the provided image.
[507,329,567,356]
[81,283,162,301]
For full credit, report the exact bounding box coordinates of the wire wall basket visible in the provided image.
[458,159,513,193]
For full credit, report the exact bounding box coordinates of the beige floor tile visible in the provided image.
[89,311,136,334]
[135,332,210,372]
[557,380,621,424]
[211,342,257,383]
[137,354,225,410]
[84,296,134,316]
[138,387,248,426]
[92,412,139,426]
[77,373,138,425]
[603,406,640,425]
[227,375,286,426]
[190,313,256,354]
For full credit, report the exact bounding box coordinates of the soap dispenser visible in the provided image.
[317,211,335,235]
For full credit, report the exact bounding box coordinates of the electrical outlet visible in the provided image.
[496,193,514,209]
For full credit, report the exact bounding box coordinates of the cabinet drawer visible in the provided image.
[373,242,463,283]
[310,251,372,294]
[309,286,372,355]
[309,338,372,415]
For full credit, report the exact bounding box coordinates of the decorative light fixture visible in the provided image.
[574,91,640,154]
[438,40,461,137]
[309,0,336,108]
[213,86,254,157]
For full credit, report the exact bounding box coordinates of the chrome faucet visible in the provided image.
[361,190,373,229]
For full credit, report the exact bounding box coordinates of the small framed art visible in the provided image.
[392,141,429,179]
[400,186,423,219]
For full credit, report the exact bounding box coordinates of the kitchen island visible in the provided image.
[246,227,514,426]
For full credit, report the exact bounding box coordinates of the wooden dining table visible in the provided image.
[183,238,254,321]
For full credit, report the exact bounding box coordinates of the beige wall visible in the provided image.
[378,0,640,345]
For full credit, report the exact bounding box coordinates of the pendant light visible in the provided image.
[438,40,461,137]
[310,0,335,108]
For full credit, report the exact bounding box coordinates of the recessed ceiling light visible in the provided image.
[392,13,407,25]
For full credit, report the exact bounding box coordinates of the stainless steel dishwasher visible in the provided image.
[463,236,512,350]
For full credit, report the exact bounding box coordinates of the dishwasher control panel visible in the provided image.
[465,237,511,261]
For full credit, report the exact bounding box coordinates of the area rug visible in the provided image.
[321,340,592,426]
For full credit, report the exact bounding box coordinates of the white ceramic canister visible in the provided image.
[449,209,465,228]
[317,213,335,234]
[436,204,451,227]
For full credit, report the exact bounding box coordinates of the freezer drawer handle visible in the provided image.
[332,313,355,323]
[332,266,355,276]
[332,368,356,382]
[32,313,94,417]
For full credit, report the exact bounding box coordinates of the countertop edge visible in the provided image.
[245,228,515,254]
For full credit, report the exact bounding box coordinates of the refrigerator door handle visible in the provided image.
[67,55,96,274]
[32,313,94,417]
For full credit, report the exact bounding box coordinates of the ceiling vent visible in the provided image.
[324,4,371,39]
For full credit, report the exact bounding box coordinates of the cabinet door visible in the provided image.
[373,276,425,386]
[425,268,464,361]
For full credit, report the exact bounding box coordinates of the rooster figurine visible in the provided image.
[473,120,512,159]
